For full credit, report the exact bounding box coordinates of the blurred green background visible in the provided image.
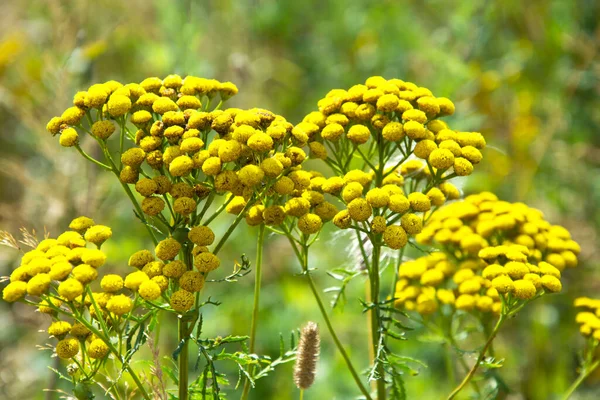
[1,0,599,399]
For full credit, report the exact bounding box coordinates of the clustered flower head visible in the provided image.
[574,297,600,340]
[1,217,120,361]
[394,192,580,317]
[48,74,341,237]
[297,76,485,249]
[0,216,226,364]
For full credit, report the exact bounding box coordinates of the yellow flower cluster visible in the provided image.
[0,217,125,362]
[574,297,600,339]
[126,228,223,313]
[294,76,485,248]
[2,217,112,303]
[47,75,237,145]
[49,74,338,234]
[393,193,580,317]
[417,192,580,270]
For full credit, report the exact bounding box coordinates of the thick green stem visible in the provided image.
[179,318,189,400]
[370,244,386,400]
[447,314,506,400]
[241,224,266,399]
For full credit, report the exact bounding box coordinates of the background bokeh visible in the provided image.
[1,0,599,399]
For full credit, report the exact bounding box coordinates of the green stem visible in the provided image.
[241,224,266,399]
[41,297,151,400]
[447,313,506,400]
[370,244,386,400]
[286,233,372,400]
[75,145,111,170]
[562,360,600,400]
[213,197,254,255]
[179,318,189,400]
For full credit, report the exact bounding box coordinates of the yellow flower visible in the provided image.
[138,280,162,301]
[513,279,537,299]
[59,128,79,147]
[81,249,107,268]
[170,289,195,312]
[163,260,187,278]
[49,262,73,281]
[504,261,529,280]
[453,269,475,284]
[298,214,323,235]
[414,140,438,159]
[408,193,431,212]
[436,97,455,116]
[152,97,178,114]
[194,252,220,273]
[476,296,494,312]
[492,275,514,294]
[437,289,455,305]
[128,250,154,268]
[26,273,51,296]
[238,165,264,187]
[333,210,352,229]
[179,271,205,292]
[260,158,284,178]
[142,197,166,216]
[458,278,482,294]
[428,149,455,170]
[56,338,80,359]
[366,188,390,208]
[321,177,345,194]
[106,294,133,316]
[420,269,444,286]
[248,133,274,152]
[246,205,265,226]
[347,198,372,222]
[455,294,475,311]
[61,106,86,125]
[39,297,63,314]
[48,321,72,338]
[401,213,422,235]
[371,216,387,234]
[174,197,197,216]
[403,121,426,140]
[155,238,182,261]
[541,275,562,292]
[321,123,344,141]
[381,122,405,142]
[69,216,95,232]
[347,124,371,144]
[389,194,410,214]
[100,274,124,293]
[124,271,150,291]
[383,225,408,249]
[107,94,132,117]
[88,338,109,359]
[72,265,98,284]
[58,278,84,301]
[2,281,28,302]
[262,206,285,226]
[285,198,311,218]
[169,156,194,177]
[482,264,505,280]
[453,157,474,176]
[188,226,215,246]
[84,225,112,246]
